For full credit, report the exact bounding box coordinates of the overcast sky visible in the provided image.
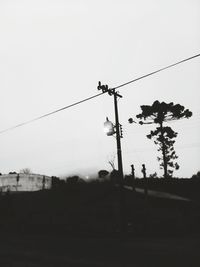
[0,0,199,178]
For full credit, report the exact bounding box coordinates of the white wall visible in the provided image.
[0,173,52,192]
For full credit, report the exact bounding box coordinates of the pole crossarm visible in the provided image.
[97,81,122,98]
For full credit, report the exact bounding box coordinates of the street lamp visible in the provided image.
[104,117,115,136]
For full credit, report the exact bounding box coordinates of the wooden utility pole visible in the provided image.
[98,82,127,234]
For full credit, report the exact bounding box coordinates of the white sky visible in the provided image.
[0,0,199,178]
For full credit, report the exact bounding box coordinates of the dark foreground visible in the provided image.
[0,234,200,267]
[0,181,200,266]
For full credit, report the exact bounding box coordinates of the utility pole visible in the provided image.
[98,82,126,233]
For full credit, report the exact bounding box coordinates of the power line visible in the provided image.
[1,53,200,134]
[0,92,104,134]
[112,53,200,90]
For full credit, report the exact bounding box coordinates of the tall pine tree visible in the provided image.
[129,100,192,178]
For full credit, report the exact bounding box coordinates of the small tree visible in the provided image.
[191,171,200,180]
[20,168,32,174]
[98,170,109,179]
[149,172,158,179]
[107,154,116,170]
[66,176,80,184]
[129,100,192,178]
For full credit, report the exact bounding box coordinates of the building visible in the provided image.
[0,173,52,193]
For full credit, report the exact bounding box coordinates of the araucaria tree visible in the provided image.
[129,101,192,178]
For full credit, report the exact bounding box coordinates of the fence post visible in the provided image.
[142,164,148,200]
[131,164,135,192]
[42,176,46,190]
[16,174,20,191]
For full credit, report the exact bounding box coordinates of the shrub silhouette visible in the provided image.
[191,171,200,180]
[66,176,79,184]
[98,170,109,179]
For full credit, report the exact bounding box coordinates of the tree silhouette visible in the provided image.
[191,171,200,180]
[129,100,192,178]
[98,170,109,179]
[20,168,32,174]
[107,154,116,170]
[66,176,80,184]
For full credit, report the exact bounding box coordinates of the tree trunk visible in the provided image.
[160,123,168,179]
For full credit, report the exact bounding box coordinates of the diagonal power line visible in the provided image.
[0,92,104,134]
[112,53,200,90]
[1,53,200,134]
